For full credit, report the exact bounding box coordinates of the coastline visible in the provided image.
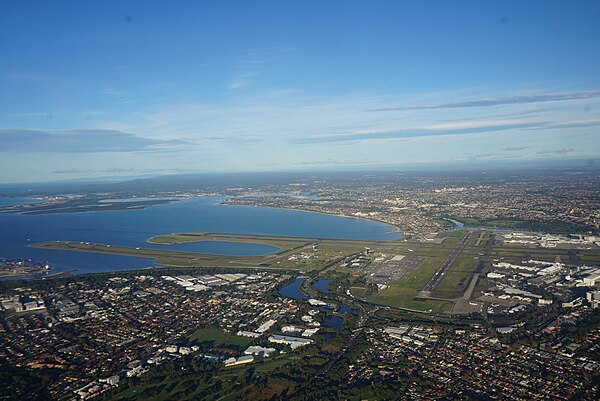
[2,195,405,280]
[219,200,405,238]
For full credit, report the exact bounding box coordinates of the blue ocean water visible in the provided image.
[0,197,401,274]
[0,197,42,207]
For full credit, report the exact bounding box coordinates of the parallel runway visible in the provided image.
[421,231,473,293]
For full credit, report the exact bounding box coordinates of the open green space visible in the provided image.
[29,230,600,315]
[30,241,286,269]
[433,272,469,293]
[442,230,466,246]
[349,287,368,298]
[580,255,600,263]
[108,368,252,401]
[149,232,310,249]
[447,256,479,273]
[367,255,452,312]
[455,217,590,234]
[430,256,479,295]
[30,232,403,270]
[188,327,254,348]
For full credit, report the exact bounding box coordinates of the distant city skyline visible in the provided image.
[1,1,600,183]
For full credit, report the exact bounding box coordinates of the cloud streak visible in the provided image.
[502,146,529,151]
[537,148,575,155]
[293,122,540,144]
[0,128,188,153]
[369,90,600,112]
[52,169,94,174]
[523,119,600,131]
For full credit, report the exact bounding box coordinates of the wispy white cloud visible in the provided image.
[102,87,136,105]
[52,168,94,174]
[228,56,263,90]
[292,122,541,144]
[369,90,600,112]
[227,46,294,90]
[0,128,190,153]
[424,119,532,131]
[537,148,575,155]
[502,146,529,151]
[8,87,595,181]
[523,119,600,130]
[94,87,600,153]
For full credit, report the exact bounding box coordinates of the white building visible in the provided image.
[586,291,600,308]
[224,355,254,367]
[583,271,600,287]
[302,328,320,337]
[562,298,584,308]
[244,346,276,357]
[256,319,277,333]
[99,375,120,386]
[268,334,314,349]
[281,325,303,334]
[236,330,261,338]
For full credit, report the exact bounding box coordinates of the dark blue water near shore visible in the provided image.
[312,279,331,293]
[0,197,42,207]
[0,197,400,275]
[278,278,308,300]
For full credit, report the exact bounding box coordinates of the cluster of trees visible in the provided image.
[0,364,57,401]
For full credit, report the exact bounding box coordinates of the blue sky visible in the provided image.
[1,1,599,183]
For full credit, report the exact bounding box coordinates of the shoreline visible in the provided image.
[2,194,404,238]
[3,195,406,281]
[219,200,405,238]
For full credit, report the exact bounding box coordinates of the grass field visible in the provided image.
[188,327,254,348]
[148,232,310,249]
[448,256,479,273]
[29,230,600,315]
[30,241,281,268]
[455,217,590,234]
[30,238,368,270]
[581,254,600,263]
[442,230,466,246]
[349,287,368,298]
[433,272,469,293]
[30,232,402,270]
[367,255,452,312]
